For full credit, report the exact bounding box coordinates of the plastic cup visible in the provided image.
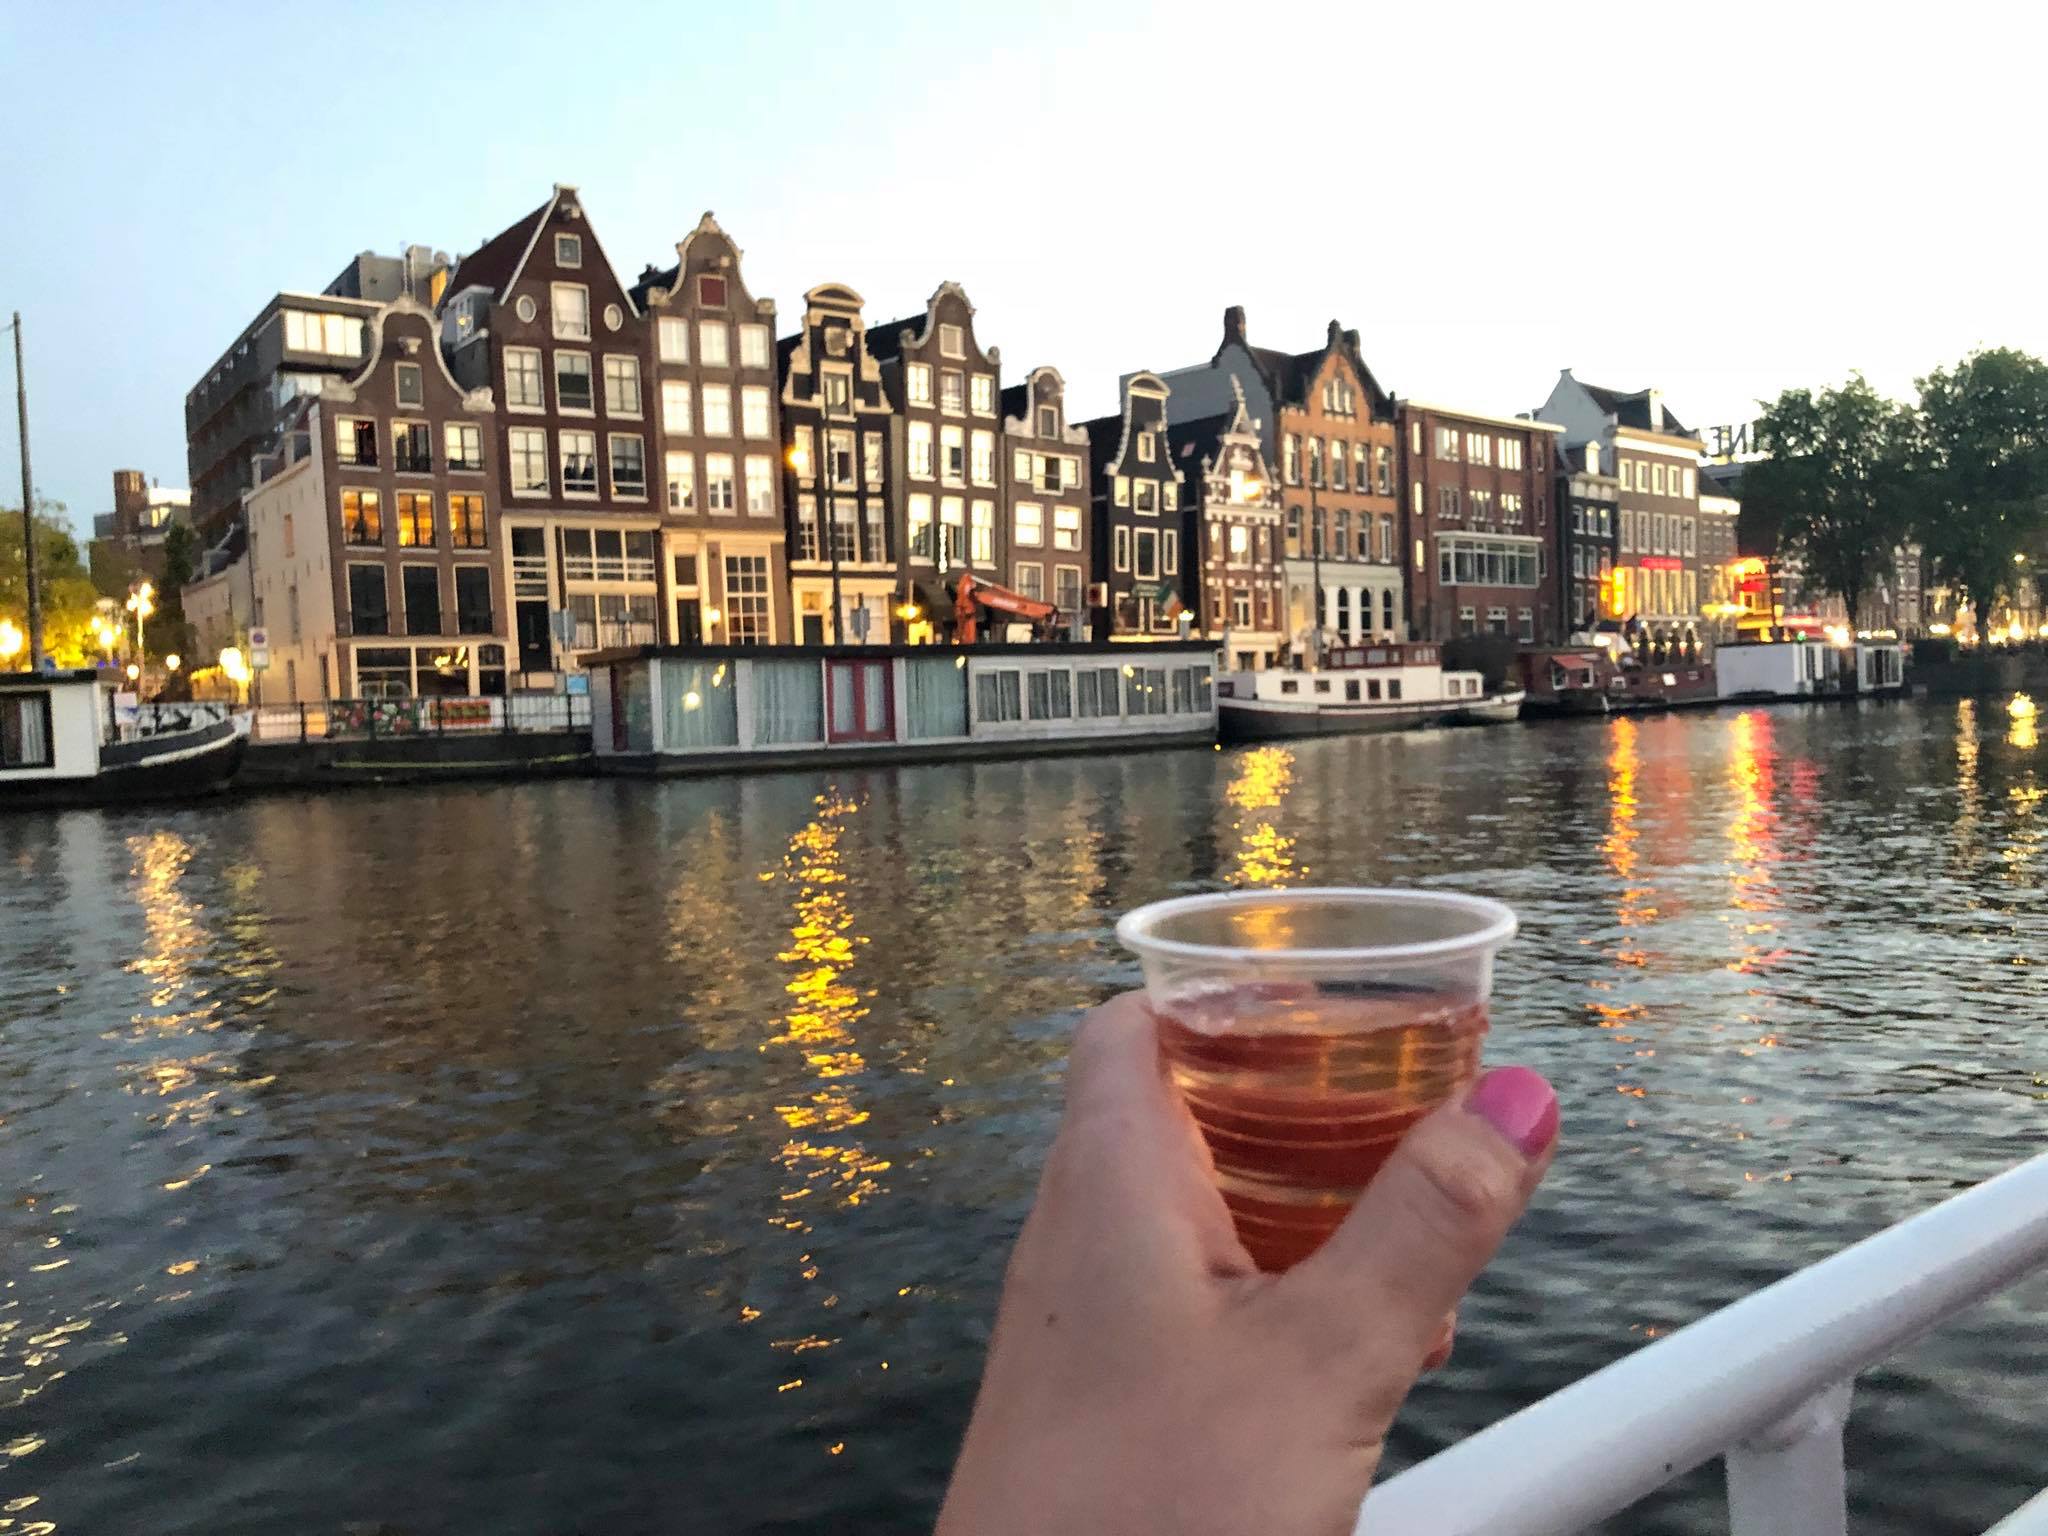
[1115,887,1517,1271]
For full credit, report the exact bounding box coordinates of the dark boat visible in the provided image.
[1,670,246,811]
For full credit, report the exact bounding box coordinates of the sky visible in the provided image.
[5,0,2045,533]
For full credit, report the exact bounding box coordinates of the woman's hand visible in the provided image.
[937,992,1558,1536]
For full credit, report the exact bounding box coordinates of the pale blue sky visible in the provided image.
[5,1,2043,531]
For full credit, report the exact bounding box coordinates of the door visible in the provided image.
[827,659,894,742]
[675,598,702,645]
[801,612,826,645]
[516,599,552,674]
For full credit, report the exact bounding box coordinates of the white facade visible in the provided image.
[242,431,338,704]
[0,676,103,783]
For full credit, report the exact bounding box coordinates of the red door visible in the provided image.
[827,660,894,743]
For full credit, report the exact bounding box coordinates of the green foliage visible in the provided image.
[152,522,198,660]
[0,500,105,665]
[1912,347,2048,631]
[1745,375,1915,627]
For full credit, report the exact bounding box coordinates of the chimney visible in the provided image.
[1645,388,1664,430]
[1342,328,1361,352]
[1223,305,1247,345]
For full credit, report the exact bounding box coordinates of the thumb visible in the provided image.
[1281,1066,1557,1382]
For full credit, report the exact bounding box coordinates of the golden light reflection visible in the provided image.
[2010,693,2038,750]
[1602,718,1652,966]
[1955,699,1982,872]
[1224,746,1299,888]
[1725,711,1788,975]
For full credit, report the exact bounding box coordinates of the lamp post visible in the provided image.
[789,435,845,644]
[125,581,154,662]
[1307,441,1324,667]
[9,313,43,666]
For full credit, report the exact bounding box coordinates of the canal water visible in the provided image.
[2,698,2044,1535]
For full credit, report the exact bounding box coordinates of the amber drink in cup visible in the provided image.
[1116,888,1517,1272]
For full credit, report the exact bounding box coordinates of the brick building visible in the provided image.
[1082,372,1187,641]
[1168,380,1285,669]
[1000,366,1092,634]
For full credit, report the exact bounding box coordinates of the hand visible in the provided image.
[937,992,1558,1536]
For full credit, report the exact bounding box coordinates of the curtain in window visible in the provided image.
[663,661,739,750]
[905,656,968,739]
[752,660,823,744]
[1,695,50,767]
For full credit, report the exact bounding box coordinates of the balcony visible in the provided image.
[573,619,659,650]
[512,554,550,598]
[563,554,657,584]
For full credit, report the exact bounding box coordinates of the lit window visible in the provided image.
[698,321,729,367]
[661,380,692,435]
[940,323,965,358]
[739,325,771,368]
[658,317,689,363]
[551,283,590,340]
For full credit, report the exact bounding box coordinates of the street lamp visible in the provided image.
[0,617,22,665]
[164,653,181,672]
[125,580,155,659]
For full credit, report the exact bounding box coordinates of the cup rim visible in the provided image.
[1115,886,1517,968]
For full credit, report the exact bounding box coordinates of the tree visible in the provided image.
[0,501,106,665]
[154,522,199,660]
[1913,348,2048,638]
[1743,376,1915,628]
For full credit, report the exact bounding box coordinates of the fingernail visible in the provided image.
[1466,1066,1559,1158]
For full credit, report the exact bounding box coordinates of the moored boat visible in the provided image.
[1,670,247,810]
[1453,687,1527,725]
[1216,642,1481,741]
[1517,647,1620,717]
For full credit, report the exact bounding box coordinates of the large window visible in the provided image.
[551,283,590,340]
[1014,562,1045,601]
[939,496,965,565]
[556,351,594,411]
[658,316,690,363]
[449,494,486,548]
[0,692,52,768]
[1435,426,1459,460]
[741,386,771,439]
[508,428,548,493]
[940,370,965,413]
[1437,534,1542,587]
[909,421,934,479]
[444,422,484,472]
[396,492,435,547]
[908,494,934,560]
[1055,565,1082,616]
[941,425,965,484]
[403,565,442,635]
[603,355,642,415]
[971,431,995,486]
[724,554,771,643]
[336,416,377,466]
[970,500,995,564]
[282,309,364,357]
[392,422,432,473]
[971,374,995,415]
[698,321,730,367]
[975,670,1023,723]
[705,453,736,512]
[1014,501,1043,547]
[610,434,646,496]
[343,489,382,545]
[505,348,544,409]
[348,563,390,635]
[666,451,695,510]
[1027,668,1072,720]
[661,380,693,435]
[745,455,775,515]
[739,324,771,368]
[701,386,733,436]
[561,430,598,494]
[907,363,932,404]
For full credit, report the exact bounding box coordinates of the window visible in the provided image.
[1015,501,1044,546]
[396,491,435,547]
[909,494,935,560]
[1683,467,1697,499]
[1135,528,1158,579]
[658,316,690,363]
[555,233,582,267]
[1470,488,1495,523]
[509,428,548,493]
[939,496,965,565]
[909,420,934,479]
[940,322,965,358]
[701,386,733,436]
[1382,589,1395,632]
[1683,516,1697,556]
[610,434,646,496]
[1330,446,1348,490]
[603,355,642,416]
[1501,492,1524,522]
[393,421,432,473]
[1500,437,1525,471]
[1228,524,1249,559]
[1435,426,1459,460]
[1438,534,1542,587]
[402,565,442,635]
[395,362,423,408]
[741,385,771,439]
[1653,513,1667,553]
[971,431,995,485]
[552,283,590,339]
[1113,526,1131,572]
[1653,463,1667,495]
[454,566,492,634]
[698,321,730,367]
[1282,434,1299,484]
[1439,485,1459,518]
[971,374,995,415]
[1162,529,1179,573]
[1162,480,1177,512]
[745,455,774,515]
[348,564,389,634]
[1518,607,1535,642]
[505,347,543,409]
[1112,475,1130,507]
[336,416,377,466]
[705,453,736,512]
[1308,437,1323,487]
[556,351,593,411]
[724,555,771,644]
[976,670,1023,723]
[1053,505,1081,551]
[907,363,933,404]
[1015,562,1046,602]
[940,370,965,413]
[1056,565,1082,617]
[863,499,887,561]
[1232,588,1252,627]
[444,422,483,471]
[970,500,995,563]
[739,324,771,368]
[941,424,966,483]
[1037,405,1057,437]
[449,494,486,548]
[666,451,695,510]
[862,431,883,486]
[824,373,850,411]
[283,309,365,357]
[1355,442,1369,492]
[561,430,598,494]
[787,426,811,483]
[661,379,693,435]
[342,488,383,544]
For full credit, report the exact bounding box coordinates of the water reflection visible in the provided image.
[1601,718,1654,968]
[1223,746,1298,887]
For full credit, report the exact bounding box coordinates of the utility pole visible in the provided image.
[11,313,43,667]
[1307,437,1323,668]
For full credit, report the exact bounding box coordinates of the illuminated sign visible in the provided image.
[1640,556,1683,572]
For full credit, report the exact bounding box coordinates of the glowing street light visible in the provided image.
[125,581,156,658]
[0,618,22,664]
[218,647,251,686]
[164,653,181,672]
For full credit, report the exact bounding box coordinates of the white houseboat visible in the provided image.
[583,641,1218,773]
[1,670,247,810]
[1716,639,1907,703]
[1215,642,1490,741]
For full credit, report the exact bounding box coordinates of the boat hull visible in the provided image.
[1452,691,1527,726]
[1218,697,1455,742]
[0,718,246,811]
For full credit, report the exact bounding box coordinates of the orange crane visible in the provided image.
[952,572,1062,644]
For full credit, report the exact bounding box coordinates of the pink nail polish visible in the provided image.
[1466,1066,1559,1158]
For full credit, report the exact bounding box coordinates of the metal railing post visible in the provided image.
[1724,1380,1853,1536]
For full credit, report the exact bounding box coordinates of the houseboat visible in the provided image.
[1619,655,1719,711]
[1214,642,1485,741]
[1,669,247,810]
[583,641,1218,774]
[1518,647,1622,717]
[1717,638,1906,703]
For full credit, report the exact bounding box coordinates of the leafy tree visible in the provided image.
[154,522,199,660]
[0,501,106,665]
[1913,348,2048,637]
[1743,376,1915,628]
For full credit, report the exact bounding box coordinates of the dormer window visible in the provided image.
[1037,405,1057,437]
[940,323,965,358]
[555,233,583,267]
[395,362,423,408]
[699,275,728,308]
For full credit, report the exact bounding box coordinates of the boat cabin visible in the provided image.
[1,671,107,784]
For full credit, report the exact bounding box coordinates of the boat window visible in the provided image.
[1368,679,1381,701]
[1387,679,1403,701]
[1346,680,1360,701]
[0,691,54,769]
[1280,679,1298,695]
[975,669,1024,724]
[1314,679,1330,694]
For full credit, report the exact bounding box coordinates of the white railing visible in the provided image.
[1360,1151,2048,1536]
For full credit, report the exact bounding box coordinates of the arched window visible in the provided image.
[1335,587,1353,637]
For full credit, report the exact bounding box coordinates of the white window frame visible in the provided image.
[1014,500,1044,547]
[1113,526,1131,572]
[705,452,737,513]
[940,322,965,358]
[661,379,693,435]
[970,374,995,415]
[504,347,544,411]
[666,450,695,511]
[555,233,582,267]
[551,282,591,340]
[745,454,775,516]
[658,316,690,363]
[739,324,771,369]
[608,433,647,498]
[1053,504,1081,552]
[698,320,730,367]
[909,420,934,480]
[508,427,548,494]
[701,385,733,437]
[602,354,642,417]
[907,363,933,405]
[971,430,996,486]
[560,429,598,497]
[554,349,594,414]
[740,385,772,440]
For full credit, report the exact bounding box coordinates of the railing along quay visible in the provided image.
[1361,1150,2048,1536]
[248,693,591,745]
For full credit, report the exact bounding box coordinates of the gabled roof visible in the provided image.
[1167,409,1232,476]
[1219,310,1394,420]
[441,194,553,308]
[1578,378,1691,437]
[864,312,926,364]
[999,381,1029,419]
